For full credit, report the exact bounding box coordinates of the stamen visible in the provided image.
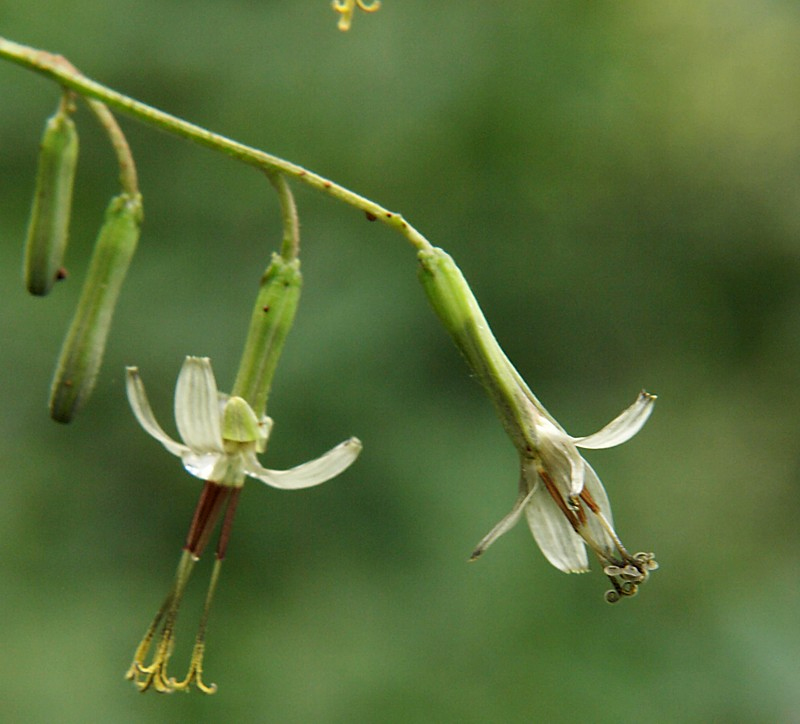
[169,559,222,694]
[126,549,197,693]
[184,481,231,557]
[169,488,242,694]
[332,0,381,31]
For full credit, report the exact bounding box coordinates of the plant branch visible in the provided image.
[0,36,432,251]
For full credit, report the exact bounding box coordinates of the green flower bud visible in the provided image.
[417,246,539,451]
[23,106,79,296]
[231,253,302,416]
[49,192,143,423]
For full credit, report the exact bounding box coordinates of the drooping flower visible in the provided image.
[417,246,658,602]
[124,356,361,693]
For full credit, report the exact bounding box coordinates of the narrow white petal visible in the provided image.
[174,357,224,452]
[470,487,536,560]
[525,487,589,573]
[246,437,362,490]
[537,419,585,497]
[578,461,620,560]
[582,460,614,528]
[125,366,188,458]
[573,390,656,450]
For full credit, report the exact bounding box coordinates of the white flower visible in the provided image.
[126,356,362,489]
[418,247,658,602]
[471,391,658,602]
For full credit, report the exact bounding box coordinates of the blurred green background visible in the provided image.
[2,2,799,722]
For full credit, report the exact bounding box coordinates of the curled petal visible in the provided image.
[470,487,536,560]
[525,487,589,573]
[573,390,656,450]
[175,357,224,452]
[246,437,362,490]
[126,367,188,458]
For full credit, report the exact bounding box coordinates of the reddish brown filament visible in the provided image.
[539,469,581,531]
[184,482,231,558]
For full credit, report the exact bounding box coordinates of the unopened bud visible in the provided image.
[231,253,301,416]
[49,192,142,422]
[23,106,79,296]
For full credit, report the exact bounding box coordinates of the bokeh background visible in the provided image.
[2,2,799,722]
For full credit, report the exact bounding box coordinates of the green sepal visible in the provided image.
[23,107,79,296]
[417,247,541,451]
[49,192,143,423]
[231,253,302,417]
[222,396,262,443]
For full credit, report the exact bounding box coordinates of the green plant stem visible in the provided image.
[266,171,300,261]
[0,36,432,252]
[84,97,139,195]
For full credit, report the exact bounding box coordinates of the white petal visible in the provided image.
[245,437,362,490]
[573,390,656,450]
[537,419,586,497]
[525,487,589,573]
[578,461,620,560]
[582,460,614,529]
[181,451,229,481]
[470,487,536,560]
[125,366,188,458]
[174,357,224,452]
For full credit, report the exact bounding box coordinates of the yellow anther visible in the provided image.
[170,642,218,694]
[332,0,381,31]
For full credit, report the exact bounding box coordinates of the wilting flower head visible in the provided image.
[418,247,657,602]
[126,355,362,489]
[471,390,658,602]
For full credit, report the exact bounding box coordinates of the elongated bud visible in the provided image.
[23,105,79,295]
[417,247,539,450]
[231,253,301,416]
[49,192,143,422]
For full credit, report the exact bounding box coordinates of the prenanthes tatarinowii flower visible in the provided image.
[125,356,362,693]
[418,247,658,603]
[332,0,381,31]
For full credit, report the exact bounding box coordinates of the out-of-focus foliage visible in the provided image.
[2,2,799,721]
